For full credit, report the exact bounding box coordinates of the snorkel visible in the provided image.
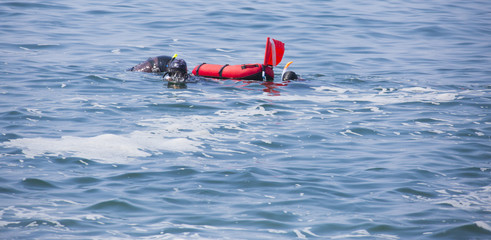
[167,53,178,68]
[281,61,293,81]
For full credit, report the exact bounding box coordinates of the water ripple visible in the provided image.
[21,178,59,190]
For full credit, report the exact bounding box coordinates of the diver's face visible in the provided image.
[169,70,188,82]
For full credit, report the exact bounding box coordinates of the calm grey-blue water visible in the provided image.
[1,0,490,239]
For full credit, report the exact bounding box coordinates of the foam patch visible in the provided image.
[4,133,201,164]
[3,105,277,164]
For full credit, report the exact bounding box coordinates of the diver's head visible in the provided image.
[282,71,298,81]
[168,58,188,82]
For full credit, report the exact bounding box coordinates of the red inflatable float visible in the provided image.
[192,37,285,81]
[193,63,274,81]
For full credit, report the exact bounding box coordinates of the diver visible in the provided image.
[129,54,191,88]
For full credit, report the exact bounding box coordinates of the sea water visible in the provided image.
[0,0,490,239]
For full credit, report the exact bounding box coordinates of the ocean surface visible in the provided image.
[1,0,490,239]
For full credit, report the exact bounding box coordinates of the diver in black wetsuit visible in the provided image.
[129,55,190,88]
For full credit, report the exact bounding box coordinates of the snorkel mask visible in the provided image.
[167,58,188,83]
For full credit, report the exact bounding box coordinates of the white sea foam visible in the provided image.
[475,131,485,136]
[399,87,433,93]
[330,229,399,239]
[84,214,107,221]
[1,205,66,229]
[434,186,491,213]
[475,221,491,232]
[0,220,21,227]
[3,104,277,164]
[26,108,43,116]
[254,86,458,106]
[216,48,234,53]
[312,86,349,93]
[4,133,201,164]
[293,229,307,239]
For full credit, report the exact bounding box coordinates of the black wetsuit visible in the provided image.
[129,55,173,73]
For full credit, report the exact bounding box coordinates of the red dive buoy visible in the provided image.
[192,37,285,81]
[192,63,274,81]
